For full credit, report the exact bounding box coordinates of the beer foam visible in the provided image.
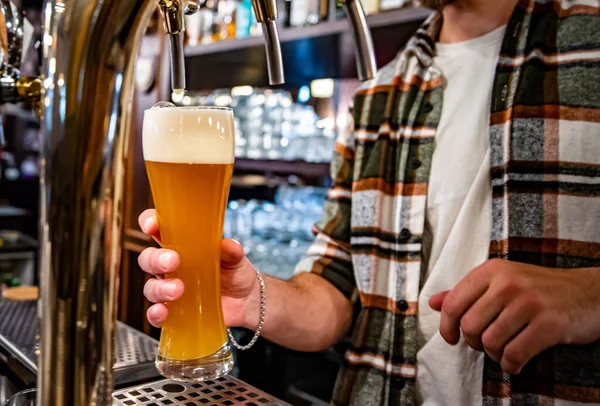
[143,106,235,164]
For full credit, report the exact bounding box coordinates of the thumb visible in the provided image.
[429,290,450,311]
[221,239,247,269]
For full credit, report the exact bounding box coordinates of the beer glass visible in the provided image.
[143,105,235,381]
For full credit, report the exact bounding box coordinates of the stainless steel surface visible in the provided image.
[158,0,187,91]
[167,32,186,91]
[184,0,200,14]
[0,300,159,382]
[5,388,36,406]
[252,0,284,85]
[113,378,290,405]
[0,0,23,75]
[38,0,157,403]
[260,20,284,85]
[341,0,377,81]
[0,0,40,116]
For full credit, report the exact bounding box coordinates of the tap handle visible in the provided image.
[251,0,284,85]
[184,0,200,14]
[340,0,377,81]
[158,0,186,91]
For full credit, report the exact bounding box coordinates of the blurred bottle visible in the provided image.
[217,0,237,40]
[379,0,406,10]
[308,0,328,24]
[359,0,379,14]
[198,8,216,44]
[276,0,291,28]
[235,0,255,38]
[290,0,327,26]
[289,0,308,26]
[185,12,202,46]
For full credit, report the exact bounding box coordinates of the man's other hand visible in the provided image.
[430,259,600,374]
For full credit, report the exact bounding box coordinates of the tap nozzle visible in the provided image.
[339,0,377,81]
[158,0,186,92]
[251,0,284,85]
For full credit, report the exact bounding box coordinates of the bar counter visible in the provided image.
[0,300,288,405]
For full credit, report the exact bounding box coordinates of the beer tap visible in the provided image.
[251,0,284,85]
[339,0,378,80]
[158,0,187,91]
[0,0,41,113]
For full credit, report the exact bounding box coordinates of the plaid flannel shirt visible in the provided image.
[294,1,600,404]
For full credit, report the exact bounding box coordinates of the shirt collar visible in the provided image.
[405,0,533,69]
[404,12,442,68]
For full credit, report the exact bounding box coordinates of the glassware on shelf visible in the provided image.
[173,87,335,163]
[223,186,327,279]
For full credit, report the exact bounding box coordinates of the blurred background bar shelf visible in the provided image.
[185,7,431,56]
[235,158,330,177]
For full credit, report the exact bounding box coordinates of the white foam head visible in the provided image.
[143,106,235,164]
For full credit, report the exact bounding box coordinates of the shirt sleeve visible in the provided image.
[293,112,356,300]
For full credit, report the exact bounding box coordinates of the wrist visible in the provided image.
[241,272,263,331]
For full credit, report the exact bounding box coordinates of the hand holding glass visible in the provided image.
[142,105,235,381]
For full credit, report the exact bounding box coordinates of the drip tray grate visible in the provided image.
[112,377,289,405]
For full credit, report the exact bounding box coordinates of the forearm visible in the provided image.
[242,272,353,352]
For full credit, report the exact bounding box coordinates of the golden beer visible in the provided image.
[143,106,235,381]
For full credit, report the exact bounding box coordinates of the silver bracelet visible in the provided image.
[227,269,266,350]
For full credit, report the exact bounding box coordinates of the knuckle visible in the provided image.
[503,363,520,375]
[482,258,503,274]
[460,316,479,337]
[539,314,565,332]
[464,335,481,351]
[442,297,461,319]
[482,330,502,353]
[503,347,525,366]
[497,278,522,297]
[485,258,500,270]
[521,294,543,313]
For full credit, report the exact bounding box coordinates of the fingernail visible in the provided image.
[143,216,154,232]
[231,239,241,245]
[163,281,178,299]
[158,252,173,270]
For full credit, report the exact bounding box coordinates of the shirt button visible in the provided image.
[397,300,408,312]
[400,228,411,240]
[423,102,434,113]
[411,160,422,170]
[395,377,406,390]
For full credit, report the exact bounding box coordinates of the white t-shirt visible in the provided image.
[416,25,507,405]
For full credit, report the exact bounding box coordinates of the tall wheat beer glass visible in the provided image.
[143,105,235,381]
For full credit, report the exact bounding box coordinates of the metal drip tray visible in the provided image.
[113,377,289,406]
[0,300,161,386]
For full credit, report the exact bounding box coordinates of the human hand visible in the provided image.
[137,209,261,329]
[429,259,600,374]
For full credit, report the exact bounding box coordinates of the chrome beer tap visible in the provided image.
[0,0,41,114]
[340,0,377,80]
